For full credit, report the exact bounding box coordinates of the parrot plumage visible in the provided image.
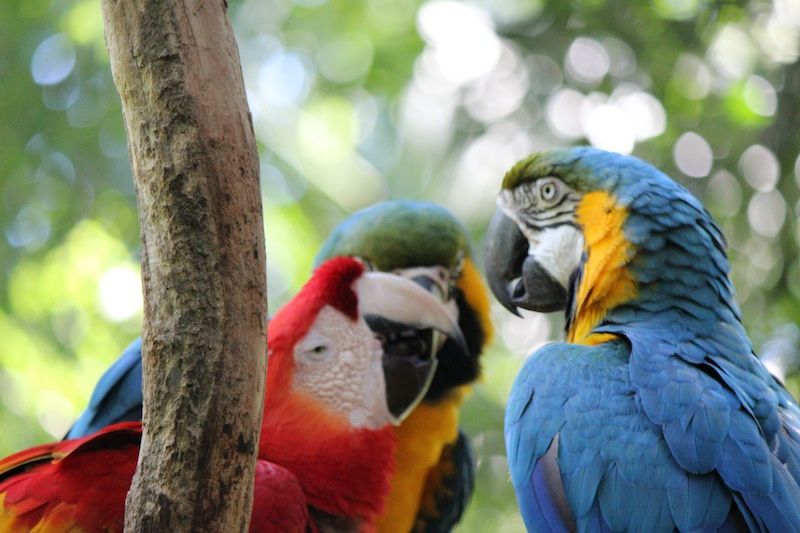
[66,200,493,533]
[484,147,800,532]
[1,257,467,532]
[66,338,143,438]
[314,200,493,533]
[0,422,310,532]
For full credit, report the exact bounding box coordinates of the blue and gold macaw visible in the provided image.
[484,147,800,531]
[67,200,492,533]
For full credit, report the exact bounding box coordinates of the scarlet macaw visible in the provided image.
[484,147,800,532]
[0,257,466,532]
[67,200,493,533]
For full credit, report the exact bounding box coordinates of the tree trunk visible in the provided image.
[101,1,267,531]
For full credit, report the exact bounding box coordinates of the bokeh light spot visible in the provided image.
[565,37,609,85]
[63,1,104,46]
[5,206,51,251]
[707,25,755,80]
[603,37,637,78]
[614,89,666,141]
[98,266,142,322]
[317,34,374,84]
[42,77,80,111]
[794,152,800,187]
[743,75,777,117]
[775,0,800,26]
[545,88,585,139]
[652,0,705,20]
[31,34,76,86]
[526,54,562,95]
[753,13,800,64]
[465,44,528,123]
[673,132,713,177]
[257,50,313,108]
[401,80,457,151]
[583,103,634,154]
[672,54,711,99]
[739,144,780,192]
[748,190,786,237]
[706,170,742,217]
[417,0,501,85]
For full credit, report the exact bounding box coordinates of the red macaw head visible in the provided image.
[260,256,465,529]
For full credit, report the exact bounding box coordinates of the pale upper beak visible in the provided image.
[354,271,468,423]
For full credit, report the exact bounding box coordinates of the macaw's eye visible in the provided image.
[540,180,558,202]
[304,344,329,362]
[297,335,331,363]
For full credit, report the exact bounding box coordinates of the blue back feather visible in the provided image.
[65,338,143,439]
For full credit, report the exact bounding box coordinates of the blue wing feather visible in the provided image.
[503,338,796,532]
[64,338,143,439]
[528,443,573,533]
[414,430,476,533]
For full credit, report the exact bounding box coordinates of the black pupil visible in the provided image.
[543,185,553,198]
[313,346,325,353]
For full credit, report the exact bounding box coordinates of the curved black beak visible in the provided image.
[484,209,567,314]
[366,316,439,422]
[355,272,467,423]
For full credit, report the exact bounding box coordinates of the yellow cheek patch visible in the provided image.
[569,191,636,344]
[457,258,494,344]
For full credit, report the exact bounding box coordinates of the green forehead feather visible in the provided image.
[501,148,594,191]
[501,153,545,190]
[314,200,471,271]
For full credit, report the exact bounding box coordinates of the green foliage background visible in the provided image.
[2,0,800,530]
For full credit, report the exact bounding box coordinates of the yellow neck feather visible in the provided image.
[376,388,467,533]
[568,191,636,344]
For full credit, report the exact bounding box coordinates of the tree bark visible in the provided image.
[101,1,267,531]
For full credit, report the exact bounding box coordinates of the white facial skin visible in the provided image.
[498,180,585,290]
[293,305,392,430]
[291,271,464,429]
[526,225,585,289]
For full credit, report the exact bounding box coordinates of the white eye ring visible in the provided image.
[302,344,329,362]
[539,180,558,202]
[296,328,332,364]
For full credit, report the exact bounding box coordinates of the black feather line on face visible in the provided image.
[522,220,581,232]
[525,206,575,222]
[423,288,485,403]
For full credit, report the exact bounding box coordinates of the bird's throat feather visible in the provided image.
[569,191,637,344]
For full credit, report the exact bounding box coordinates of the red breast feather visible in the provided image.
[260,393,397,526]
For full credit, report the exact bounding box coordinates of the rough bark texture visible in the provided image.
[101,1,267,531]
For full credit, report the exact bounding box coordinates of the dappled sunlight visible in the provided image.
[98,266,142,323]
[417,0,501,85]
